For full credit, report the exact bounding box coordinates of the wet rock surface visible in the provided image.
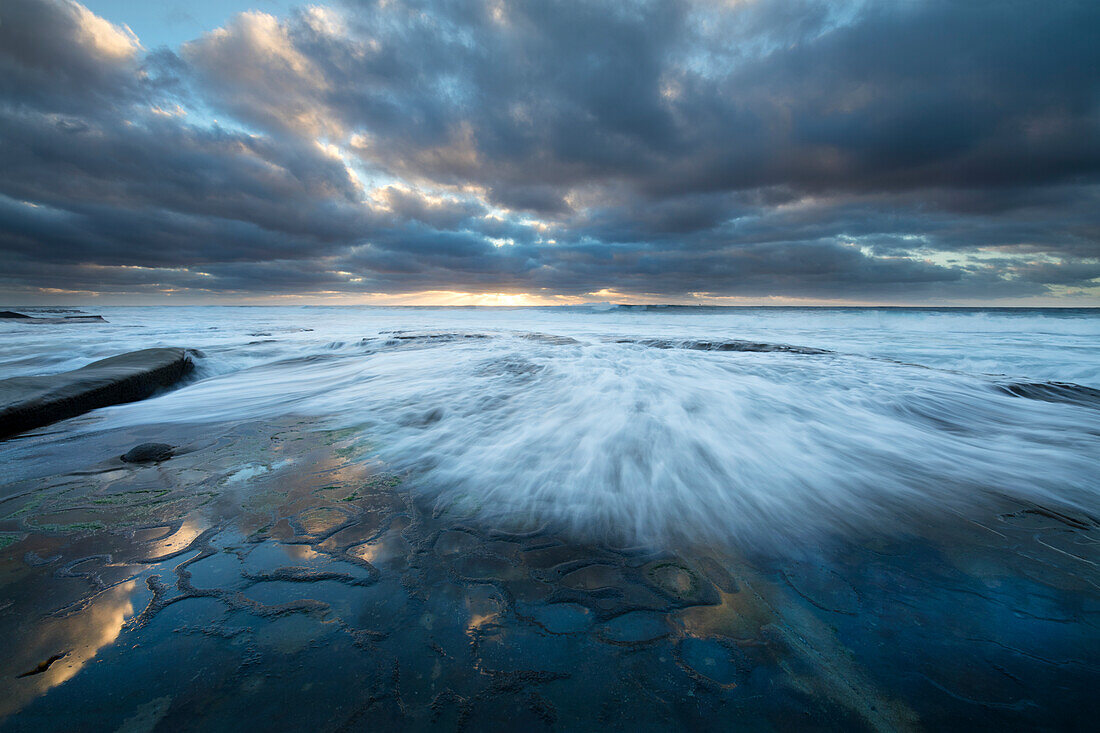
[0,349,193,439]
[996,380,1100,409]
[611,337,832,355]
[121,443,175,463]
[0,419,1096,731]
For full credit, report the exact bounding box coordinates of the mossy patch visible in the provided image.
[31,521,106,533]
[91,489,171,505]
[0,533,24,550]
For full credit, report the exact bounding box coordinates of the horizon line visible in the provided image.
[6,303,1100,310]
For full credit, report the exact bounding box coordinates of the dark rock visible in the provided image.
[0,348,194,439]
[0,311,106,323]
[384,331,492,344]
[16,652,68,678]
[121,443,175,463]
[59,315,107,322]
[996,381,1100,409]
[613,337,831,355]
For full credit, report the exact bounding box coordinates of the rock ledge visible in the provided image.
[0,348,193,439]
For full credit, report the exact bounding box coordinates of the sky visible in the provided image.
[0,0,1098,306]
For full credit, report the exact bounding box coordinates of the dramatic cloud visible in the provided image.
[1,0,1098,303]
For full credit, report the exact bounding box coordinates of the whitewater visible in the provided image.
[2,306,1098,548]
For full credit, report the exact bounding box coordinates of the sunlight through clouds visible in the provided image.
[0,0,1097,304]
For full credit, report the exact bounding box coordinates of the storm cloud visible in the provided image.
[1,0,1098,303]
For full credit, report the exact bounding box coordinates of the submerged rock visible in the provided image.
[613,336,831,355]
[0,348,193,439]
[996,380,1100,409]
[121,443,175,463]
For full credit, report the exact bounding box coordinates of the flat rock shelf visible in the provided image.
[0,311,107,324]
[0,348,193,439]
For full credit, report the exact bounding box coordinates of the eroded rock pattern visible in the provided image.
[0,420,1097,731]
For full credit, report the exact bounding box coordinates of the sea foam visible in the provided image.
[3,306,1098,548]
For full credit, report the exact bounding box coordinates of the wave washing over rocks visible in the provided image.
[0,306,1098,729]
[2,306,1098,547]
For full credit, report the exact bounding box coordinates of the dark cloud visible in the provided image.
[0,0,144,114]
[0,0,1097,302]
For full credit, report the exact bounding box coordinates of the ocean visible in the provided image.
[3,305,1098,547]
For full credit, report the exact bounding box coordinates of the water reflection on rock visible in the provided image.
[2,581,141,719]
[0,418,1096,730]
